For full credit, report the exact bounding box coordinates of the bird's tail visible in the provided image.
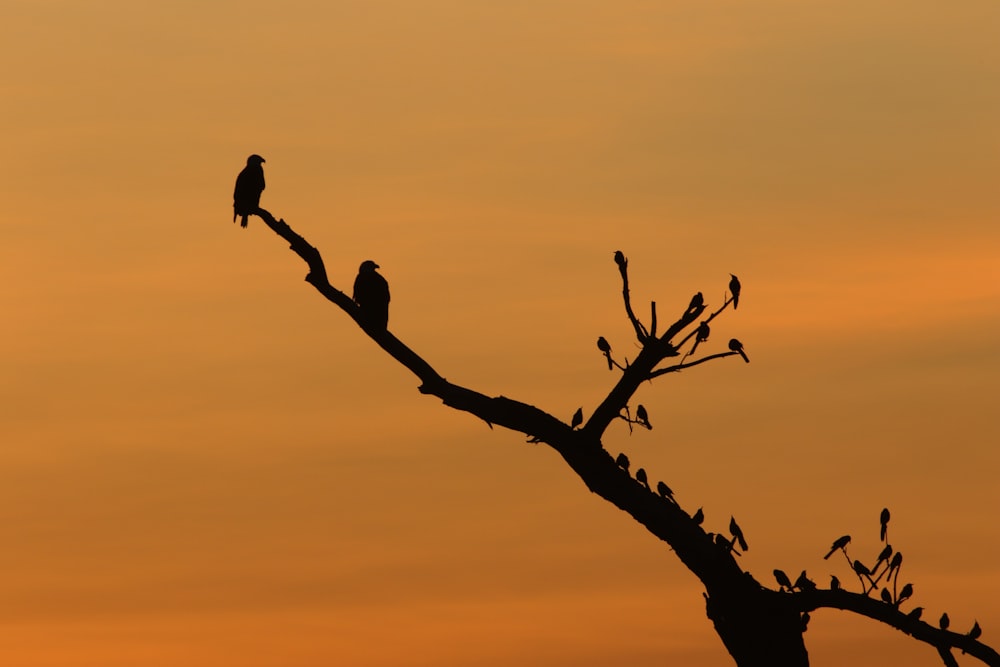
[241,214,249,228]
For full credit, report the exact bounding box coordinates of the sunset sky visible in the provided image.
[2,1,999,665]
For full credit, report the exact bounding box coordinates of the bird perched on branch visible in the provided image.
[824,535,851,559]
[691,321,711,355]
[940,613,950,631]
[615,452,630,472]
[729,516,749,552]
[692,507,704,525]
[880,507,891,541]
[597,337,613,370]
[656,480,673,500]
[353,260,390,330]
[729,274,741,309]
[773,569,792,591]
[728,338,750,363]
[688,292,704,312]
[614,250,627,271]
[233,154,265,228]
[571,408,584,429]
[635,404,651,430]
[635,468,649,489]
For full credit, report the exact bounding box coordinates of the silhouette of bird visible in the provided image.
[874,544,893,571]
[795,571,816,591]
[715,534,736,554]
[233,154,265,228]
[690,321,711,355]
[830,575,841,591]
[898,583,914,603]
[969,620,982,640]
[635,467,650,489]
[571,408,584,429]
[907,607,924,621]
[728,338,750,363]
[773,569,792,591]
[729,517,749,552]
[824,535,851,559]
[687,292,704,312]
[729,274,741,309]
[597,337,613,369]
[615,452,630,472]
[880,588,892,604]
[888,552,903,574]
[635,404,651,429]
[614,250,627,271]
[880,507,891,541]
[353,260,391,330]
[692,507,704,525]
[940,612,950,630]
[853,560,875,589]
[656,480,674,500]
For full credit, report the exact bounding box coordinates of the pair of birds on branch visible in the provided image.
[233,155,391,330]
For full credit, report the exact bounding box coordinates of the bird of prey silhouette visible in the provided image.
[880,507,891,541]
[728,338,750,363]
[729,274,741,309]
[353,260,391,330]
[824,535,851,559]
[635,467,650,489]
[615,452,630,472]
[597,336,613,370]
[233,154,265,228]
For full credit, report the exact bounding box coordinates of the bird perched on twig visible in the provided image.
[898,583,913,604]
[729,274,741,309]
[614,250,627,271]
[728,338,750,363]
[597,337,613,370]
[353,260,391,330]
[824,535,851,559]
[635,404,652,430]
[233,154,266,228]
[880,508,891,541]
[691,321,711,355]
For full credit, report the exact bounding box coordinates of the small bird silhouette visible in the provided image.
[571,408,584,429]
[615,452,630,472]
[853,560,876,589]
[880,588,892,604]
[688,292,704,312]
[888,551,903,574]
[729,517,749,552]
[656,480,674,500]
[635,404,652,429]
[353,260,391,330]
[795,571,816,591]
[880,507,891,541]
[635,467,650,489]
[692,507,704,525]
[940,613,950,630]
[898,582,914,603]
[873,544,893,571]
[728,338,750,363]
[830,575,841,590]
[969,620,982,640]
[597,337,613,370]
[824,535,851,559]
[729,274,741,309]
[233,154,266,228]
[614,250,627,271]
[773,569,793,591]
[907,607,924,621]
[691,321,711,355]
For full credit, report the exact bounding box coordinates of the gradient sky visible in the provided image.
[2,1,999,665]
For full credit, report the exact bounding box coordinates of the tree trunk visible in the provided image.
[706,584,809,667]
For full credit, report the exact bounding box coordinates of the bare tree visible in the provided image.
[237,206,998,667]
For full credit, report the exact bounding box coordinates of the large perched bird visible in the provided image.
[353,260,391,330]
[233,154,266,228]
[729,274,741,309]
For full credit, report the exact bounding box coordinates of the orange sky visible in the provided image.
[2,1,999,665]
